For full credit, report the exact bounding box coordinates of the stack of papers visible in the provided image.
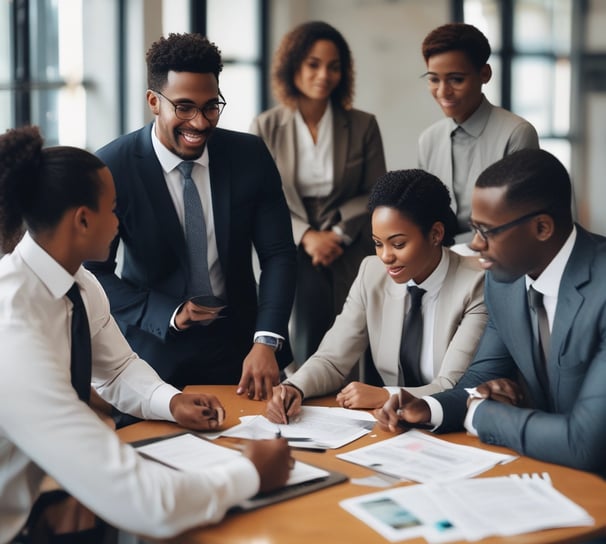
[336,430,516,482]
[136,433,329,487]
[340,475,594,542]
[218,406,375,449]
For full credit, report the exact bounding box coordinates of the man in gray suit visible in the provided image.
[378,148,606,475]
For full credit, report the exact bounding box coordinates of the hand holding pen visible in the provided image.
[266,384,302,424]
[374,388,431,433]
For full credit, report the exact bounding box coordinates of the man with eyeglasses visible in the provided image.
[377,149,606,476]
[417,23,539,243]
[88,33,297,408]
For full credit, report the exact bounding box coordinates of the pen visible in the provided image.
[280,385,292,424]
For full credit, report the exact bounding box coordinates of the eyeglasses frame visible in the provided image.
[469,209,550,242]
[152,90,227,122]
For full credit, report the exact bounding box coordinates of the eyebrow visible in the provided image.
[421,71,468,77]
[372,233,407,240]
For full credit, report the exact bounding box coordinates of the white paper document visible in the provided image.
[336,429,516,482]
[341,475,594,542]
[218,406,374,449]
[136,433,330,486]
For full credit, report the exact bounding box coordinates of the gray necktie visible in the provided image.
[178,161,213,297]
[528,286,550,362]
[399,285,426,387]
[527,286,550,392]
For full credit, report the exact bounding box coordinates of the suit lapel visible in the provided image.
[549,228,592,393]
[332,107,349,194]
[375,278,407,385]
[207,131,230,272]
[135,126,188,270]
[276,108,307,220]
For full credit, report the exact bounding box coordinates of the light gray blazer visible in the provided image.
[250,104,386,245]
[288,251,487,398]
[418,97,539,218]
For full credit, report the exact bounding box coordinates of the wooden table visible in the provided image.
[118,385,606,544]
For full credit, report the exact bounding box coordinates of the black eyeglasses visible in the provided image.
[153,90,226,121]
[469,209,549,242]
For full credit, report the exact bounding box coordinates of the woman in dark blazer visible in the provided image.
[251,21,386,366]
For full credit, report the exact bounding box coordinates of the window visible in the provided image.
[1,0,87,146]
[463,0,573,169]
[205,0,265,131]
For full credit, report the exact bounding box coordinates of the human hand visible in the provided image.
[375,388,431,432]
[236,343,280,400]
[266,384,303,424]
[336,382,390,409]
[471,378,524,407]
[243,438,293,493]
[301,229,344,267]
[169,393,225,430]
[174,300,223,330]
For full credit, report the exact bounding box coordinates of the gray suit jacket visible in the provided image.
[434,226,606,474]
[288,251,487,398]
[250,104,386,245]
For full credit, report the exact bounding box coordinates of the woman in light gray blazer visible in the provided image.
[266,170,488,423]
[250,21,386,367]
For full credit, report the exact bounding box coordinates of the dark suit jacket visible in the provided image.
[87,124,297,386]
[433,226,606,474]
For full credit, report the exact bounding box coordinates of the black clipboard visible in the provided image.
[130,432,348,512]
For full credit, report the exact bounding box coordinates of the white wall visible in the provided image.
[268,0,450,171]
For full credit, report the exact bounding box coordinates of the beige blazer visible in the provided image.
[288,251,488,398]
[250,104,386,245]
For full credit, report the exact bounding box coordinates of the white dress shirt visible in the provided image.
[384,248,450,396]
[294,103,334,197]
[0,233,259,542]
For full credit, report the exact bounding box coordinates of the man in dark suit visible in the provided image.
[377,148,606,475]
[87,33,296,400]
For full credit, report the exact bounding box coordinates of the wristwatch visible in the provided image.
[254,335,283,352]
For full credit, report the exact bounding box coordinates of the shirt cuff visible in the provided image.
[170,305,182,331]
[331,225,353,246]
[149,383,182,422]
[384,386,401,398]
[463,398,484,436]
[221,457,261,504]
[423,395,444,429]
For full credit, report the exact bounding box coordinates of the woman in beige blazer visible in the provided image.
[250,21,386,366]
[266,169,488,423]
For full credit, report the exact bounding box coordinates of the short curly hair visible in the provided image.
[271,21,354,110]
[368,169,458,246]
[146,32,223,91]
[422,23,491,70]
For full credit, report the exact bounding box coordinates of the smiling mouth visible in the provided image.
[387,266,404,276]
[178,129,208,144]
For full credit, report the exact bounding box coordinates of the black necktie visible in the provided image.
[66,283,92,403]
[399,285,426,387]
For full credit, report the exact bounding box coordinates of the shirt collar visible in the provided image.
[16,232,83,299]
[150,122,209,175]
[407,247,450,298]
[294,101,333,135]
[453,95,491,139]
[525,226,577,297]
